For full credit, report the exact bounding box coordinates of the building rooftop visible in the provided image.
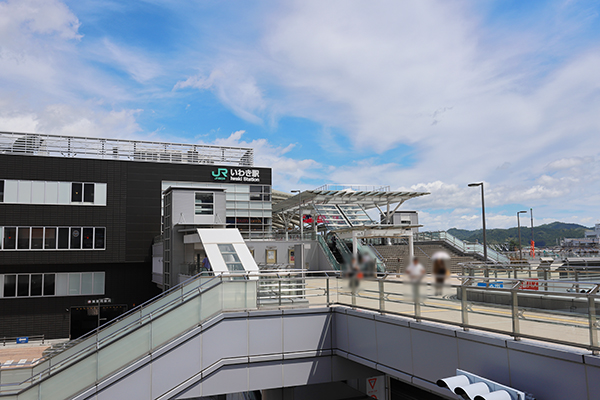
[0,131,254,167]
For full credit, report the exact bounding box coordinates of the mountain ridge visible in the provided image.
[446,221,590,247]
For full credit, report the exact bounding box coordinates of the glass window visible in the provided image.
[31,228,43,249]
[70,228,81,249]
[43,274,55,296]
[82,228,93,249]
[17,227,30,249]
[55,273,68,296]
[262,194,271,201]
[217,243,244,271]
[81,273,93,295]
[0,180,3,202]
[58,228,69,249]
[45,227,56,249]
[95,227,105,249]
[93,272,105,294]
[195,192,214,215]
[17,275,29,296]
[69,273,80,295]
[4,275,16,297]
[250,186,262,193]
[83,183,94,202]
[30,274,43,296]
[263,186,271,194]
[71,182,82,202]
[4,227,16,249]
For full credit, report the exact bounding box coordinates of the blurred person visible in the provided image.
[433,258,449,295]
[406,257,425,282]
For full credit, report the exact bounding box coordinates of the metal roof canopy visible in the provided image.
[334,224,421,240]
[272,189,429,214]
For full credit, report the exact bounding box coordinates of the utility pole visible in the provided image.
[517,211,527,260]
[468,183,488,264]
[530,208,535,258]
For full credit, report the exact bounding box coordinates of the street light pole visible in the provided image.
[517,211,527,260]
[468,182,488,264]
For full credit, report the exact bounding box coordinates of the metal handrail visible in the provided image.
[0,131,254,166]
[3,270,600,397]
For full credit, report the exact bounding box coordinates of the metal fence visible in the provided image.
[3,270,600,398]
[0,131,254,166]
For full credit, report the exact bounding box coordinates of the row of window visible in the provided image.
[0,227,106,251]
[0,180,107,206]
[0,272,105,298]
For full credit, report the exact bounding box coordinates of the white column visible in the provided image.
[300,207,304,239]
[408,231,414,260]
[353,232,358,262]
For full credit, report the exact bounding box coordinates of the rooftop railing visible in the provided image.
[0,131,254,166]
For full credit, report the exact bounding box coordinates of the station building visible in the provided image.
[0,132,270,338]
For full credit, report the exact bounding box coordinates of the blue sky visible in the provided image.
[1,0,600,230]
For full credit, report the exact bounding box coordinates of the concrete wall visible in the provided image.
[72,308,379,400]
[65,306,600,400]
[245,240,331,270]
[334,307,600,400]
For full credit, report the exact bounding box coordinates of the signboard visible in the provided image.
[211,166,270,184]
[522,278,539,291]
[288,249,295,264]
[477,282,504,288]
[16,337,28,344]
[266,249,277,264]
[366,375,385,399]
[303,215,327,224]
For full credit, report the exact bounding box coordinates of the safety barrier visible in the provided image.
[2,270,600,398]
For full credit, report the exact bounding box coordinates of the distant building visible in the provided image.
[381,210,419,233]
[585,223,600,239]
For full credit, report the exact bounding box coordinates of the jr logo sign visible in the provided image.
[212,168,228,181]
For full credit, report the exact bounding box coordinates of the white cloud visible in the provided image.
[546,156,594,170]
[198,130,321,190]
[170,0,600,229]
[175,68,266,124]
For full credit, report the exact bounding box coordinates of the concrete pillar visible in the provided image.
[408,232,414,261]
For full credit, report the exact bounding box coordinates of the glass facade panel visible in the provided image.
[81,273,93,295]
[30,274,43,296]
[93,272,105,294]
[194,193,214,215]
[58,228,69,249]
[17,227,30,249]
[31,227,43,249]
[71,183,83,202]
[83,183,94,203]
[4,227,16,249]
[95,228,105,249]
[70,228,81,249]
[45,227,56,249]
[44,274,56,296]
[0,180,3,202]
[17,275,29,296]
[82,228,93,249]
[4,275,16,297]
[218,244,244,271]
[69,273,80,295]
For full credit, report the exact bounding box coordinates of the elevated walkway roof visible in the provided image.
[272,189,429,214]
